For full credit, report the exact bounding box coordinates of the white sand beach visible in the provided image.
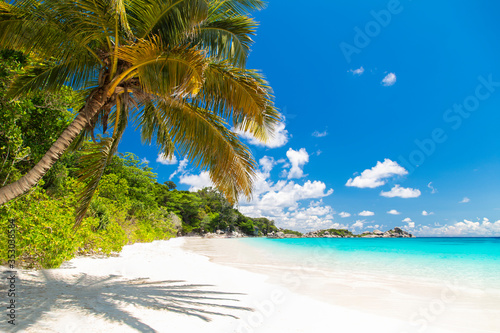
[3,237,497,333]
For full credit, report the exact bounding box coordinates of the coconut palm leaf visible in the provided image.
[129,0,208,41]
[114,38,207,98]
[195,61,280,141]
[6,58,99,98]
[140,96,255,201]
[193,15,257,67]
[134,97,177,159]
[0,0,106,65]
[208,0,266,17]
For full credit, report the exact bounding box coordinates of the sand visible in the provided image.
[1,237,493,333]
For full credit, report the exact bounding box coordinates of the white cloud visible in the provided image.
[459,197,470,203]
[156,153,178,165]
[346,159,408,188]
[428,182,437,194]
[387,209,401,215]
[236,119,289,148]
[253,180,333,210]
[381,72,397,86]
[178,171,213,191]
[339,212,351,218]
[349,67,365,75]
[380,185,421,198]
[181,150,334,232]
[351,220,365,229]
[402,217,415,228]
[141,157,150,164]
[422,210,434,216]
[169,157,189,180]
[259,156,276,174]
[358,210,374,216]
[286,148,309,179]
[417,218,500,237]
[239,153,334,232]
[312,130,328,138]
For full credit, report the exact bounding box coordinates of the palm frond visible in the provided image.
[111,0,133,40]
[195,61,279,142]
[208,0,266,17]
[152,97,256,201]
[114,38,208,98]
[128,0,208,41]
[193,15,257,67]
[133,93,176,158]
[0,0,107,66]
[6,58,99,98]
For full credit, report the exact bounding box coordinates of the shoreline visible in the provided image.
[2,237,493,333]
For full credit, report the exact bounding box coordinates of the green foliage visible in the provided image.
[0,50,81,190]
[0,178,127,268]
[317,229,355,237]
[280,229,303,237]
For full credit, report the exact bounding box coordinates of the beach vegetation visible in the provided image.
[316,229,356,237]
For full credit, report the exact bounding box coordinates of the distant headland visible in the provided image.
[202,227,414,239]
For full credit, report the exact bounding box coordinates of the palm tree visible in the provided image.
[0,0,279,225]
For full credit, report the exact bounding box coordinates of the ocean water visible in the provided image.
[185,237,500,331]
[238,237,500,290]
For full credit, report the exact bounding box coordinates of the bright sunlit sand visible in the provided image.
[5,237,499,333]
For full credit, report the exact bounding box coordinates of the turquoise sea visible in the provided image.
[186,236,500,332]
[238,237,500,290]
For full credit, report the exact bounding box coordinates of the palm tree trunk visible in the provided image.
[0,91,105,205]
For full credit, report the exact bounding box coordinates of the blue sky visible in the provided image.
[120,0,500,236]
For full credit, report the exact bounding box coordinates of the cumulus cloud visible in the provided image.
[402,217,415,228]
[169,157,189,180]
[346,159,408,188]
[349,67,365,75]
[180,150,334,232]
[236,119,289,148]
[387,209,401,215]
[422,210,434,216]
[417,218,500,237]
[312,130,328,138]
[339,212,351,218]
[351,220,365,229]
[156,153,178,165]
[239,150,334,232]
[141,157,150,164]
[252,180,333,210]
[259,156,276,175]
[428,182,437,194]
[381,72,397,86]
[358,210,375,216]
[178,171,213,191]
[459,197,470,203]
[380,185,421,198]
[286,148,309,179]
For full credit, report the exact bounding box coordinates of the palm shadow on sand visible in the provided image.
[9,269,252,332]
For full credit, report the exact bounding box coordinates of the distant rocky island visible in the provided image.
[203,227,414,239]
[267,227,414,239]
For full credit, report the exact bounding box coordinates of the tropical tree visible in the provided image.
[0,0,279,225]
